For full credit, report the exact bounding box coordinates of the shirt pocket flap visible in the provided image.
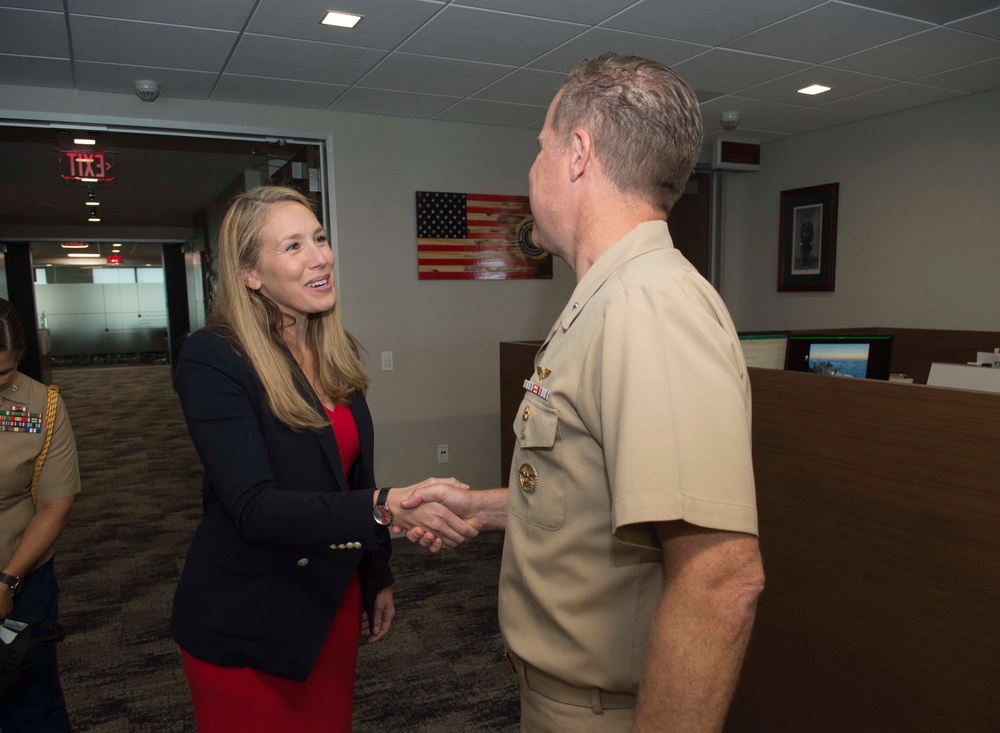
[515,398,558,450]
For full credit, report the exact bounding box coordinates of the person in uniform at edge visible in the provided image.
[0,298,79,733]
[171,186,479,732]
[398,53,765,732]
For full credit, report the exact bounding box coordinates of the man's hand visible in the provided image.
[392,487,509,549]
[384,478,479,553]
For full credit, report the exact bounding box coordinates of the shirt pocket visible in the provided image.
[509,396,566,530]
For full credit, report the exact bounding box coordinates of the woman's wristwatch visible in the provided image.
[0,572,22,595]
[373,488,393,526]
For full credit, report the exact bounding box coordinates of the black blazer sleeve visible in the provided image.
[172,328,392,681]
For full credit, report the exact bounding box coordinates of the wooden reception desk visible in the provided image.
[728,368,999,733]
[499,332,1000,732]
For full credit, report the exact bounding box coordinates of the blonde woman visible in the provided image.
[171,186,475,731]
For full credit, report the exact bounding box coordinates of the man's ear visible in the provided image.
[568,128,592,183]
[242,268,261,292]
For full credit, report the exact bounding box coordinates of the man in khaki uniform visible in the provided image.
[0,299,79,732]
[402,53,764,732]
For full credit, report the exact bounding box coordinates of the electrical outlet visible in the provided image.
[381,351,393,371]
[437,444,449,464]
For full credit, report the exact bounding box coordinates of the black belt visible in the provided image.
[505,649,636,713]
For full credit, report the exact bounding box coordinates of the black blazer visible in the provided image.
[171,327,393,682]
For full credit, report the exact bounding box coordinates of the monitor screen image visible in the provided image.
[785,334,894,380]
[738,332,789,370]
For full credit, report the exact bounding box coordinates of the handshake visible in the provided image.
[379,478,507,554]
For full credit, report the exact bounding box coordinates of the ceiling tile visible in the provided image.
[725,4,931,64]
[0,8,69,57]
[76,62,218,99]
[70,16,238,71]
[736,66,900,106]
[357,53,514,97]
[818,82,967,115]
[528,28,708,73]
[602,0,825,46]
[0,54,72,88]
[455,0,636,24]
[700,95,808,134]
[249,0,444,49]
[829,27,1000,79]
[473,68,565,106]
[916,55,1000,91]
[67,0,257,30]
[703,127,789,142]
[213,74,348,108]
[760,105,864,134]
[332,87,461,118]
[673,48,810,94]
[0,0,63,10]
[228,35,386,85]
[846,0,999,25]
[948,6,1000,40]
[434,98,548,126]
[399,5,584,65]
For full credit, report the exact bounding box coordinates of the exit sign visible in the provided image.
[59,150,115,182]
[107,254,123,266]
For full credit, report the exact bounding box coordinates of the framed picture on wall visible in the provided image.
[778,182,839,291]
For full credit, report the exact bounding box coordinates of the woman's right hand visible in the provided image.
[383,478,476,552]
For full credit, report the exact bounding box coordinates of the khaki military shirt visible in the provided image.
[499,220,757,693]
[0,372,81,569]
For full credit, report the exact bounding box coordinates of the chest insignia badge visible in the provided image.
[517,463,538,493]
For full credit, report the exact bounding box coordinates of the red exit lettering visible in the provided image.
[59,150,115,182]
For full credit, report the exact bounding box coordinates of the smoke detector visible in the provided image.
[720,110,741,131]
[134,80,160,102]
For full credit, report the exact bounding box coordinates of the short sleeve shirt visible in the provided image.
[0,373,81,568]
[498,221,757,692]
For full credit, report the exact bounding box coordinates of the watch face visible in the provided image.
[373,505,392,526]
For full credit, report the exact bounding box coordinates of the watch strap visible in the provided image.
[0,572,22,593]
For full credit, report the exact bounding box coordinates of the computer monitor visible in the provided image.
[738,332,789,370]
[784,334,894,380]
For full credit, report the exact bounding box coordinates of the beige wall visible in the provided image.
[721,86,1000,334]
[0,84,575,490]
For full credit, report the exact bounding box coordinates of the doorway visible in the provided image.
[0,124,326,383]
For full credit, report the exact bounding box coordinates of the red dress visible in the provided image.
[182,403,363,732]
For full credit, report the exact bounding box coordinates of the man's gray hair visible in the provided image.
[553,52,703,216]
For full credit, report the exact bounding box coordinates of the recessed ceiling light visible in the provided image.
[88,217,101,222]
[61,242,89,249]
[80,177,99,183]
[798,84,831,96]
[74,138,97,145]
[68,253,101,258]
[86,200,100,206]
[320,11,363,28]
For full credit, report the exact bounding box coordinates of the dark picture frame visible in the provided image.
[778,182,839,291]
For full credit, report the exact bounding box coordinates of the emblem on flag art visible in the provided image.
[416,191,552,280]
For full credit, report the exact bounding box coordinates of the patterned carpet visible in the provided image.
[50,364,518,732]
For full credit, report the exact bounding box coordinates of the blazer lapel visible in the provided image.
[288,364,348,493]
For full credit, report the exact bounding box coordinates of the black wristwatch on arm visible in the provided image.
[0,572,23,595]
[373,488,393,526]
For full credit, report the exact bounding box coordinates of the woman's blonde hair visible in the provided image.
[211,185,368,431]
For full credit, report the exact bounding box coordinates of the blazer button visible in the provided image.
[352,542,362,549]
[296,558,309,567]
